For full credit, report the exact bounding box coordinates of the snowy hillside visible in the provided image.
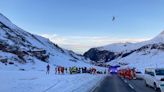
[0,13,95,71]
[84,31,164,71]
[0,13,106,92]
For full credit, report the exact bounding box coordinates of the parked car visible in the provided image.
[136,71,144,79]
[144,68,164,91]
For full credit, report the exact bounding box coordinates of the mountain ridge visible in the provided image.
[84,31,164,71]
[0,13,94,70]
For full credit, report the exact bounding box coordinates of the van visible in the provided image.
[144,68,164,91]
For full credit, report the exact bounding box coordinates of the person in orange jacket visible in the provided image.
[61,67,64,74]
[127,69,132,80]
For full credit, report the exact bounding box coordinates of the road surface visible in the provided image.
[93,75,158,92]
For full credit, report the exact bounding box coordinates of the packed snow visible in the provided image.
[0,70,105,92]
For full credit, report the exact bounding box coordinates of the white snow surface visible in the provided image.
[0,70,105,92]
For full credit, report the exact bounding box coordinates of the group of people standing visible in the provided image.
[46,64,106,75]
[46,64,66,74]
[55,66,67,74]
[69,66,97,74]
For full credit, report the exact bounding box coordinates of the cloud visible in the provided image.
[41,34,66,44]
[41,34,150,54]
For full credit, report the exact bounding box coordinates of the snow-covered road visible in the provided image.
[0,71,105,92]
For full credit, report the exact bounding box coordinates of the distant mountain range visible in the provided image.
[84,31,164,71]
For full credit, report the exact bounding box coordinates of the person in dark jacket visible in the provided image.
[46,64,50,74]
[55,66,58,74]
[65,67,68,74]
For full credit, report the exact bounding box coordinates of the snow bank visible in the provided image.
[0,70,105,92]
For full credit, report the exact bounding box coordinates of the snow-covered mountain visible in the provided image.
[84,31,164,71]
[0,13,94,70]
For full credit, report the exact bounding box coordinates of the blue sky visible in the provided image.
[0,0,164,53]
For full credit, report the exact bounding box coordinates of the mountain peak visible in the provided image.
[0,13,12,25]
[0,13,10,22]
[159,30,164,36]
[150,30,164,43]
[0,13,17,30]
[155,30,164,38]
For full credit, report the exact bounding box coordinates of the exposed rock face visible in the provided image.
[0,21,49,63]
[84,48,118,63]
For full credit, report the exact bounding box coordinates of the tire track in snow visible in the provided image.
[42,81,60,92]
